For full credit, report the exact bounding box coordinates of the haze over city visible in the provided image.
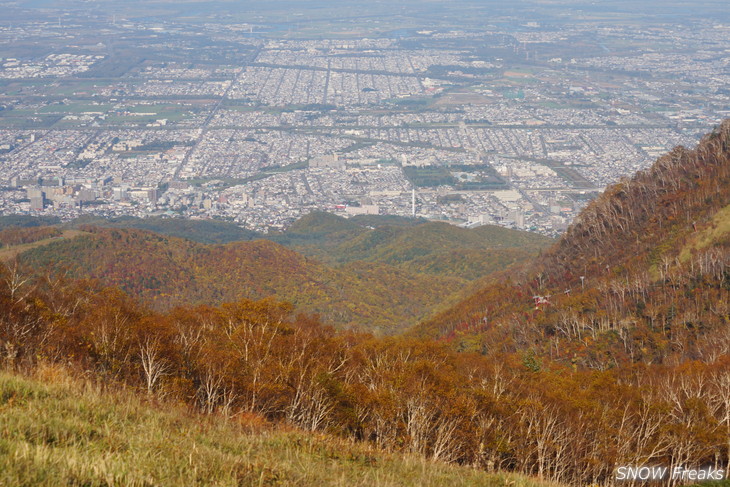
[1,0,729,234]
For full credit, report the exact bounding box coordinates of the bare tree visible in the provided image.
[139,337,170,395]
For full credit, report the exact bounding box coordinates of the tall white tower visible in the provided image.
[411,188,416,217]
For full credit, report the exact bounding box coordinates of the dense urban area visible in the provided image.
[1,0,729,234]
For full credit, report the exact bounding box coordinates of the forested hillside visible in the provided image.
[10,214,548,333]
[9,228,539,334]
[70,214,262,244]
[62,210,549,279]
[15,227,457,333]
[0,261,727,486]
[418,120,730,368]
[1,122,729,485]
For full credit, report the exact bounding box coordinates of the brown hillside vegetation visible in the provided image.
[0,369,557,487]
[0,226,61,247]
[16,220,548,333]
[418,120,730,368]
[15,227,467,333]
[0,260,728,485]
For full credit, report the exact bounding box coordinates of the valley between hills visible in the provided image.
[2,211,550,334]
[1,121,730,486]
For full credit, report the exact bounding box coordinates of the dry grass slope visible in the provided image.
[0,367,559,487]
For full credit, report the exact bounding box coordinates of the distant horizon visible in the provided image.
[0,0,728,235]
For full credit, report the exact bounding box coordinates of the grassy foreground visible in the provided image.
[0,366,556,487]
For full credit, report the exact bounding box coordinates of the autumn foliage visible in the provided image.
[3,121,730,485]
[0,226,61,247]
[420,120,730,369]
[0,259,728,486]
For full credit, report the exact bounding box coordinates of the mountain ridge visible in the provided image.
[15,218,548,333]
[416,120,730,367]
[2,121,730,486]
